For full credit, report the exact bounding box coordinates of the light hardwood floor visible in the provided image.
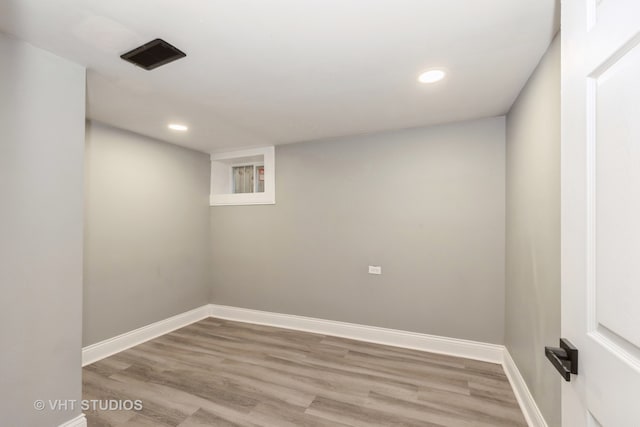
[83,318,527,426]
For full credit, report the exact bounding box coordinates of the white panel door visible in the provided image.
[562,0,640,426]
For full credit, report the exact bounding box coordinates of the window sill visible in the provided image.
[209,193,275,206]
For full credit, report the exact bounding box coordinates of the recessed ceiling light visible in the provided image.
[418,69,446,84]
[168,123,188,131]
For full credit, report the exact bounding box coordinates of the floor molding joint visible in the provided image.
[502,349,549,427]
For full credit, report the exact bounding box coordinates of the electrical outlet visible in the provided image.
[368,265,382,275]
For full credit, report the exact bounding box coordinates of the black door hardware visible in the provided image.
[545,338,578,381]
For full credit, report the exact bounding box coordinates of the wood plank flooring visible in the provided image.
[83,318,527,427]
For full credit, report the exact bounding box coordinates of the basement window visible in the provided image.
[232,164,265,193]
[210,147,275,206]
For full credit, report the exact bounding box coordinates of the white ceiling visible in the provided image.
[0,0,558,153]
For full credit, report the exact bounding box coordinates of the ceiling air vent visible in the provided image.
[120,38,186,70]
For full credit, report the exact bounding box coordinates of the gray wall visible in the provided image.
[505,34,561,426]
[84,122,211,345]
[0,33,85,426]
[211,118,506,344]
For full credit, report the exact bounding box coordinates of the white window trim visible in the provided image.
[210,146,275,206]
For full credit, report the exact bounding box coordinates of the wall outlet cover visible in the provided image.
[368,265,382,275]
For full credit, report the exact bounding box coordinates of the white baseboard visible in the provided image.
[503,349,548,427]
[59,414,86,427]
[208,304,504,364]
[82,305,210,366]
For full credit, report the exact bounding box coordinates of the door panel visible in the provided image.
[593,38,640,351]
[562,0,640,426]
